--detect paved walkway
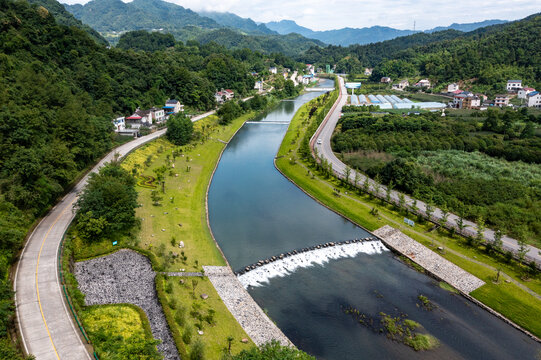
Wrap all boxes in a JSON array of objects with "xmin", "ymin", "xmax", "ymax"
[
  {"xmin": 203, "ymin": 266, "xmax": 293, "ymax": 347},
  {"xmin": 375, "ymin": 225, "xmax": 485, "ymax": 293},
  {"xmin": 14, "ymin": 112, "xmax": 217, "ymax": 359},
  {"xmin": 312, "ymin": 76, "xmax": 541, "ymax": 267}
]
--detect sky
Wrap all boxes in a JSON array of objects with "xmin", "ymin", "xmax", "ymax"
[{"xmin": 61, "ymin": 0, "xmax": 541, "ymax": 31}]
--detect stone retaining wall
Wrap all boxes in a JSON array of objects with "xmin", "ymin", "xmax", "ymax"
[
  {"xmin": 203, "ymin": 266, "xmax": 293, "ymax": 347},
  {"xmin": 374, "ymin": 225, "xmax": 485, "ymax": 294}
]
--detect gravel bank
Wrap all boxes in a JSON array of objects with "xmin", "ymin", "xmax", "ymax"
[
  {"xmin": 203, "ymin": 266, "xmax": 293, "ymax": 347},
  {"xmin": 74, "ymin": 249, "xmax": 180, "ymax": 360},
  {"xmin": 374, "ymin": 225, "xmax": 485, "ymax": 293}
]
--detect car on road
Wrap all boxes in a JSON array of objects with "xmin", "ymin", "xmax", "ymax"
[{"xmin": 316, "ymin": 138, "xmax": 322, "ymax": 145}]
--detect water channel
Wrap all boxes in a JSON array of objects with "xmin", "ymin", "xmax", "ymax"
[{"xmin": 208, "ymin": 80, "xmax": 540, "ymax": 359}]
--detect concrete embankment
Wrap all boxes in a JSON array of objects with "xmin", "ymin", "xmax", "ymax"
[
  {"xmin": 203, "ymin": 266, "xmax": 293, "ymax": 347},
  {"xmin": 374, "ymin": 225, "xmax": 485, "ymax": 294}
]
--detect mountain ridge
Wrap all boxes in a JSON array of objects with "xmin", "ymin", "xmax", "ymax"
[{"xmin": 266, "ymin": 18, "xmax": 509, "ymax": 46}]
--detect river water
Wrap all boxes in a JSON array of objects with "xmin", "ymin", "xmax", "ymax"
[{"xmin": 208, "ymin": 80, "xmax": 540, "ymax": 359}]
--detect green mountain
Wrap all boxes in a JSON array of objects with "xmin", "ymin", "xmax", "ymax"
[
  {"xmin": 193, "ymin": 28, "xmax": 324, "ymax": 57},
  {"xmin": 370, "ymin": 13, "xmax": 541, "ymax": 92},
  {"xmin": 301, "ymin": 29, "xmax": 464, "ymax": 72},
  {"xmin": 27, "ymin": 0, "xmax": 108, "ymax": 45},
  {"xmin": 65, "ymin": 0, "xmax": 220, "ymax": 34},
  {"xmin": 63, "ymin": 0, "xmax": 323, "ymax": 54},
  {"xmin": 266, "ymin": 19, "xmax": 509, "ymax": 46},
  {"xmin": 198, "ymin": 10, "xmax": 276, "ymax": 35}
]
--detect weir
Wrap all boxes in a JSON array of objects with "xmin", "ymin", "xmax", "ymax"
[
  {"xmin": 237, "ymin": 237, "xmax": 388, "ymax": 288},
  {"xmin": 245, "ymin": 121, "xmax": 291, "ymax": 124}
]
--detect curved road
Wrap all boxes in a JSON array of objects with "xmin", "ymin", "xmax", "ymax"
[
  {"xmin": 14, "ymin": 111, "xmax": 214, "ymax": 360},
  {"xmin": 311, "ymin": 76, "xmax": 541, "ymax": 266}
]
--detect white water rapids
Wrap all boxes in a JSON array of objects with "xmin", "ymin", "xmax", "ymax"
[{"xmin": 237, "ymin": 241, "xmax": 389, "ymax": 288}]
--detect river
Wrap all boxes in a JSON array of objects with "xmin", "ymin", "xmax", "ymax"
[{"xmin": 208, "ymin": 80, "xmax": 540, "ymax": 359}]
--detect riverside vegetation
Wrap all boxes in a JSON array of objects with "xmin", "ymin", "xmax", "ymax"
[
  {"xmin": 333, "ymin": 106, "xmax": 541, "ymax": 245},
  {"xmin": 275, "ymin": 89, "xmax": 541, "ymax": 339},
  {"xmin": 64, "ymin": 96, "xmax": 313, "ymax": 358},
  {"xmin": 0, "ymin": 0, "xmax": 305, "ymax": 355}
]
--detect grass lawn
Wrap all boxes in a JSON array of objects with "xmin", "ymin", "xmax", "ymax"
[
  {"xmin": 158, "ymin": 275, "xmax": 253, "ymax": 358},
  {"xmin": 68, "ymin": 111, "xmax": 258, "ymax": 358},
  {"xmin": 276, "ymin": 95, "xmax": 541, "ymax": 338}
]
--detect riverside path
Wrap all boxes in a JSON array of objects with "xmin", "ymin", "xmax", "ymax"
[
  {"xmin": 14, "ymin": 111, "xmax": 214, "ymax": 360},
  {"xmin": 311, "ymin": 76, "xmax": 541, "ymax": 267}
]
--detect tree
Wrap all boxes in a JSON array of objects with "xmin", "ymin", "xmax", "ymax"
[
  {"xmin": 150, "ymin": 190, "xmax": 163, "ymax": 206},
  {"xmin": 425, "ymin": 203, "xmax": 434, "ymax": 222},
  {"xmin": 475, "ymin": 216, "xmax": 486, "ymax": 246},
  {"xmin": 386, "ymin": 180, "xmax": 394, "ymax": 204},
  {"xmin": 76, "ymin": 211, "xmax": 109, "ymax": 241},
  {"xmin": 456, "ymin": 216, "xmax": 468, "ymax": 236},
  {"xmin": 75, "ymin": 163, "xmax": 138, "ymax": 236},
  {"xmin": 362, "ymin": 177, "xmax": 370, "ymax": 195},
  {"xmin": 190, "ymin": 339, "xmax": 205, "ymax": 360},
  {"xmin": 226, "ymin": 336, "xmax": 234, "ymax": 354},
  {"xmin": 354, "ymin": 171, "xmax": 361, "ymax": 188},
  {"xmin": 166, "ymin": 114, "xmax": 194, "ymax": 146},
  {"xmin": 493, "ymin": 230, "xmax": 504, "ymax": 251},
  {"xmin": 517, "ymin": 241, "xmax": 529, "ymax": 263},
  {"xmin": 154, "ymin": 165, "xmax": 168, "ymax": 193},
  {"xmin": 398, "ymin": 193, "xmax": 406, "ymax": 211},
  {"xmin": 344, "ymin": 166, "xmax": 352, "ymax": 185}
]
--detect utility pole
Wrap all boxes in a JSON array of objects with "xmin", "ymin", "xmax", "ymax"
[{"xmin": 413, "ymin": 20, "xmax": 416, "ymax": 32}]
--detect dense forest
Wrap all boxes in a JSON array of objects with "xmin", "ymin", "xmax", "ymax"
[
  {"xmin": 333, "ymin": 107, "xmax": 541, "ymax": 244},
  {"xmin": 0, "ymin": 1, "xmax": 302, "ymax": 354}
]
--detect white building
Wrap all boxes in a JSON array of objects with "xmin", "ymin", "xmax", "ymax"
[
  {"xmin": 447, "ymin": 83, "xmax": 459, "ymax": 92},
  {"xmin": 518, "ymin": 87, "xmax": 536, "ymax": 99},
  {"xmin": 392, "ymin": 79, "xmax": 409, "ymax": 91},
  {"xmin": 526, "ymin": 91, "xmax": 541, "ymax": 108},
  {"xmin": 164, "ymin": 99, "xmax": 184, "ymax": 114},
  {"xmin": 380, "ymin": 77, "xmax": 391, "ymax": 83},
  {"xmin": 112, "ymin": 117, "xmax": 125, "ymax": 132},
  {"xmin": 254, "ymin": 81, "xmax": 263, "ymax": 92},
  {"xmin": 364, "ymin": 68, "xmax": 373, "ymax": 76},
  {"xmin": 494, "ymin": 95, "xmax": 509, "ymax": 107},
  {"xmin": 415, "ymin": 79, "xmax": 431, "ymax": 88},
  {"xmin": 506, "ymin": 80, "xmax": 522, "ymax": 92},
  {"xmin": 150, "ymin": 107, "xmax": 165, "ymax": 123},
  {"xmin": 269, "ymin": 67, "xmax": 277, "ymax": 74},
  {"xmin": 215, "ymin": 89, "xmax": 235, "ymax": 104},
  {"xmin": 126, "ymin": 109, "xmax": 152, "ymax": 128}
]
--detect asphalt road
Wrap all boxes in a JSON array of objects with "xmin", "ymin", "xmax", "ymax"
[
  {"xmin": 14, "ymin": 111, "xmax": 214, "ymax": 360},
  {"xmin": 312, "ymin": 77, "xmax": 541, "ymax": 266}
]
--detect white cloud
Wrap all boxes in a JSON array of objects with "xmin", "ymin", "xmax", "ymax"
[{"xmin": 61, "ymin": 0, "xmax": 540, "ymax": 31}]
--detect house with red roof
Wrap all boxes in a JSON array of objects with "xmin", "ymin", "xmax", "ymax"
[{"xmin": 215, "ymin": 89, "xmax": 235, "ymax": 104}]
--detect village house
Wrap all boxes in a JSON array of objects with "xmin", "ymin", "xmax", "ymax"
[
  {"xmin": 392, "ymin": 79, "xmax": 409, "ymax": 91},
  {"xmin": 415, "ymin": 79, "xmax": 431, "ymax": 88},
  {"xmin": 364, "ymin": 68, "xmax": 373, "ymax": 76},
  {"xmin": 380, "ymin": 76, "xmax": 391, "ymax": 83},
  {"xmin": 447, "ymin": 83, "xmax": 459, "ymax": 92},
  {"xmin": 269, "ymin": 67, "xmax": 278, "ymax": 74},
  {"xmin": 507, "ymin": 80, "xmax": 522, "ymax": 92},
  {"xmin": 306, "ymin": 64, "xmax": 315, "ymax": 75},
  {"xmin": 125, "ymin": 108, "xmax": 152, "ymax": 128},
  {"xmin": 112, "ymin": 117, "xmax": 125, "ymax": 132},
  {"xmin": 215, "ymin": 89, "xmax": 235, "ymax": 104},
  {"xmin": 163, "ymin": 99, "xmax": 184, "ymax": 115},
  {"xmin": 494, "ymin": 94, "xmax": 510, "ymax": 107},
  {"xmin": 452, "ymin": 92, "xmax": 481, "ymax": 109},
  {"xmin": 150, "ymin": 107, "xmax": 165, "ymax": 123},
  {"xmin": 518, "ymin": 87, "xmax": 536, "ymax": 99},
  {"xmin": 254, "ymin": 81, "xmax": 263, "ymax": 92},
  {"xmin": 526, "ymin": 91, "xmax": 541, "ymax": 108},
  {"xmin": 302, "ymin": 74, "xmax": 316, "ymax": 85}
]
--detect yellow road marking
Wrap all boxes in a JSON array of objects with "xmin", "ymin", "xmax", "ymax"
[{"xmin": 35, "ymin": 199, "xmax": 75, "ymax": 360}]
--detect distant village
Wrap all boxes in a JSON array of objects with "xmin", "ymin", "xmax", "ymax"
[
  {"xmin": 112, "ymin": 64, "xmax": 320, "ymax": 136},
  {"xmin": 384, "ymin": 74, "xmax": 540, "ymax": 110}
]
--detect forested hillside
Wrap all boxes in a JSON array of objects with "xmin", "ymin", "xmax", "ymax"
[
  {"xmin": 301, "ymin": 30, "xmax": 464, "ymax": 72},
  {"xmin": 64, "ymin": 0, "xmax": 324, "ymax": 54},
  {"xmin": 370, "ymin": 14, "xmax": 541, "ymax": 91},
  {"xmin": 0, "ymin": 2, "xmax": 300, "ymax": 353},
  {"xmin": 198, "ymin": 10, "xmax": 276, "ymax": 35},
  {"xmin": 28, "ymin": 0, "xmax": 108, "ymax": 45}
]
